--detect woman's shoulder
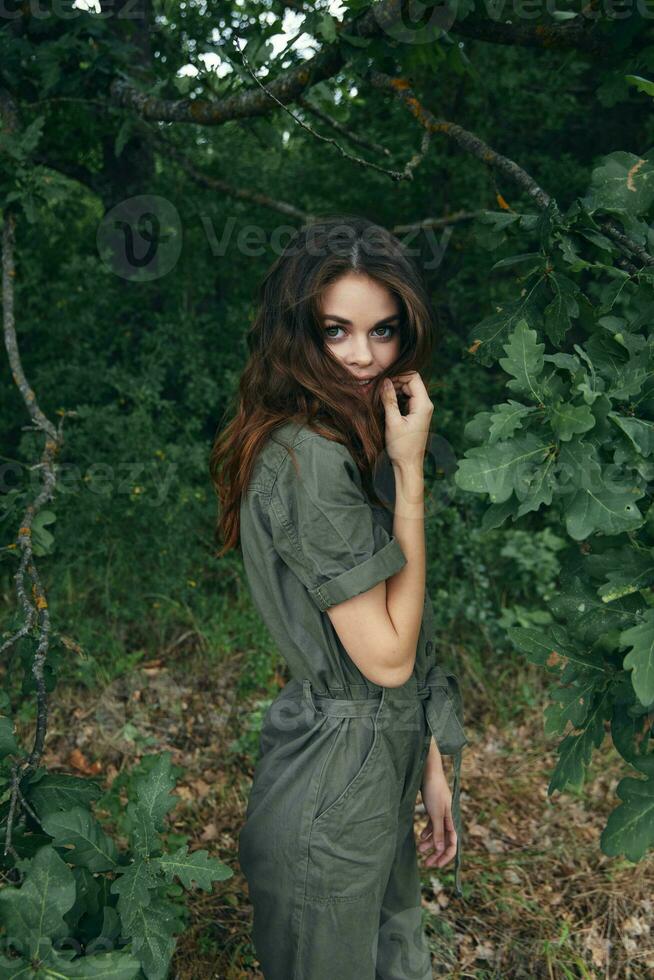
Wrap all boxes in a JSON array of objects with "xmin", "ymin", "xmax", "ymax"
[
  {"xmin": 247, "ymin": 421, "xmax": 347, "ymax": 495},
  {"xmin": 269, "ymin": 420, "xmax": 350, "ymax": 458}
]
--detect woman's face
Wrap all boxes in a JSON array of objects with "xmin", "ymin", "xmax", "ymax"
[{"xmin": 318, "ymin": 271, "xmax": 402, "ymax": 394}]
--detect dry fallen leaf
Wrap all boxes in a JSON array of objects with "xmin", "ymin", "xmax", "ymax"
[
  {"xmin": 68, "ymin": 748, "xmax": 102, "ymax": 775},
  {"xmin": 200, "ymin": 822, "xmax": 219, "ymax": 842}
]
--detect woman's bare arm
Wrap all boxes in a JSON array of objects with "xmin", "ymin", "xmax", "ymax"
[{"xmin": 326, "ymin": 373, "xmax": 432, "ymax": 687}]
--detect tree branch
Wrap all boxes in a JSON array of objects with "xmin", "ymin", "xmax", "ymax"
[
  {"xmin": 369, "ymin": 70, "xmax": 553, "ymax": 210},
  {"xmin": 369, "ymin": 70, "xmax": 654, "ymax": 269},
  {"xmin": 109, "ymin": 43, "xmax": 346, "ymax": 125},
  {"xmin": 0, "ymin": 88, "xmax": 77, "ymax": 858},
  {"xmin": 449, "ymin": 13, "xmax": 610, "ymax": 55},
  {"xmin": 112, "ymin": 1, "xmax": 614, "ymax": 128}
]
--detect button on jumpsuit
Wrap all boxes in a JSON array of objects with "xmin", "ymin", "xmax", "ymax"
[{"xmin": 238, "ymin": 420, "xmax": 468, "ymax": 980}]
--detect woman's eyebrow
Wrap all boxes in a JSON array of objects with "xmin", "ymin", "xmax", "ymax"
[{"xmin": 321, "ymin": 313, "xmax": 401, "ymax": 325}]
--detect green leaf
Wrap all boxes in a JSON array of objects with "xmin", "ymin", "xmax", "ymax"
[
  {"xmin": 542, "ymin": 273, "xmax": 579, "ymax": 346},
  {"xmin": 600, "ymin": 775, "xmax": 654, "ymax": 862},
  {"xmin": 467, "ymin": 289, "xmax": 547, "ymax": 366},
  {"xmin": 543, "ymin": 352, "xmax": 581, "ymax": 375},
  {"xmin": 463, "ymin": 410, "xmax": 492, "ymax": 444},
  {"xmin": 619, "ymin": 609, "xmax": 654, "ymax": 706},
  {"xmin": 489, "ymin": 251, "xmax": 545, "ymax": 272},
  {"xmin": 609, "ymin": 413, "xmax": 654, "ymax": 457},
  {"xmin": 507, "ymin": 626, "xmax": 604, "ymax": 673},
  {"xmin": 0, "ymin": 845, "xmax": 76, "ymax": 959},
  {"xmin": 480, "ymin": 498, "xmax": 519, "ymax": 530},
  {"xmin": 0, "ymin": 954, "xmax": 30, "ymax": 977},
  {"xmin": 550, "ymin": 552, "xmax": 642, "ymax": 645},
  {"xmin": 26, "ymin": 772, "xmax": 102, "ymax": 819},
  {"xmin": 454, "ymin": 434, "xmax": 549, "ymax": 504},
  {"xmin": 557, "ymin": 439, "xmax": 602, "ymax": 490},
  {"xmin": 31, "ymin": 508, "xmax": 56, "ymax": 556},
  {"xmin": 153, "ymin": 844, "xmax": 233, "ymax": 891},
  {"xmin": 564, "ymin": 478, "xmax": 644, "ymax": 540},
  {"xmin": 514, "ymin": 453, "xmax": 558, "ymax": 516},
  {"xmin": 46, "ymin": 943, "xmax": 142, "ymax": 978},
  {"xmin": 1, "ymin": 938, "xmax": 142, "ymax": 978},
  {"xmin": 544, "ymin": 675, "xmax": 601, "ymax": 735},
  {"xmin": 133, "ymin": 752, "xmax": 178, "ymax": 831},
  {"xmin": 625, "ymin": 74, "xmax": 654, "ymax": 98},
  {"xmin": 583, "ymin": 150, "xmax": 654, "ymax": 217},
  {"xmin": 487, "ymin": 401, "xmax": 536, "ymax": 443},
  {"xmin": 548, "ymin": 401, "xmax": 595, "ymax": 442},
  {"xmin": 122, "ymin": 893, "xmax": 184, "ymax": 980},
  {"xmin": 498, "ymin": 319, "xmax": 545, "ymax": 401},
  {"xmin": 318, "ymin": 13, "xmax": 338, "ymax": 43},
  {"xmin": 40, "ymin": 806, "xmax": 118, "ymax": 872},
  {"xmin": 0, "ymin": 715, "xmax": 19, "ymax": 758},
  {"xmin": 111, "ymin": 858, "xmax": 160, "ymax": 916},
  {"xmin": 598, "ymin": 548, "xmax": 654, "ymax": 603},
  {"xmin": 126, "ymin": 800, "xmax": 162, "ymax": 858},
  {"xmin": 610, "ymin": 685, "xmax": 654, "ymax": 778},
  {"xmin": 548, "ymin": 689, "xmax": 610, "ymax": 793}
]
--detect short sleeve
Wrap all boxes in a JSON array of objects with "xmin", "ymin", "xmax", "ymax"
[{"xmin": 269, "ymin": 436, "xmax": 406, "ymax": 611}]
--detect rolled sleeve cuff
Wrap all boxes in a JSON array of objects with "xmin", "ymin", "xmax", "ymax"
[{"xmin": 307, "ymin": 537, "xmax": 406, "ymax": 612}]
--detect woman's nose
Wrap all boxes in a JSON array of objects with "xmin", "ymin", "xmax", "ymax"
[{"xmin": 346, "ymin": 341, "xmax": 373, "ymax": 366}]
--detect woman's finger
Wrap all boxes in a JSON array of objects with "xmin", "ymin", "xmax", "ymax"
[
  {"xmin": 427, "ymin": 811, "xmax": 457, "ymax": 867},
  {"xmin": 417, "ymin": 811, "xmax": 444, "ymax": 854},
  {"xmin": 381, "ymin": 376, "xmax": 403, "ymax": 424},
  {"xmin": 431, "ymin": 829, "xmax": 458, "ymax": 868}
]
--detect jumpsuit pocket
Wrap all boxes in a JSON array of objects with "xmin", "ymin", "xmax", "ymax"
[
  {"xmin": 311, "ymin": 713, "xmax": 381, "ymax": 824},
  {"xmin": 305, "ymin": 711, "xmax": 397, "ymax": 902}
]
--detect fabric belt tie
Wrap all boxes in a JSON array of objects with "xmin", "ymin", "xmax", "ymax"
[{"xmin": 417, "ymin": 664, "xmax": 469, "ymax": 897}]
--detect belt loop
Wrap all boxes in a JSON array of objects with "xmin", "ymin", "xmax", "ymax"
[
  {"xmin": 372, "ymin": 684, "xmax": 387, "ymax": 732},
  {"xmin": 302, "ymin": 678, "xmax": 316, "ymax": 713}
]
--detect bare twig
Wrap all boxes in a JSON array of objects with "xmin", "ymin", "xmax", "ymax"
[
  {"xmin": 392, "ymin": 210, "xmax": 485, "ymax": 234},
  {"xmin": 231, "ymin": 37, "xmax": 413, "ymax": 182},
  {"xmin": 297, "ymin": 95, "xmax": 392, "ymax": 158},
  {"xmin": 404, "ymin": 128, "xmax": 431, "ymax": 180}
]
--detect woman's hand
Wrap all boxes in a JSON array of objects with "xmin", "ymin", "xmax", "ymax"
[
  {"xmin": 418, "ymin": 767, "xmax": 458, "ymax": 869},
  {"xmin": 381, "ymin": 370, "xmax": 434, "ymax": 469}
]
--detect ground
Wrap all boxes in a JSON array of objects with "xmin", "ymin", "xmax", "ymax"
[{"xmin": 29, "ymin": 646, "xmax": 654, "ymax": 980}]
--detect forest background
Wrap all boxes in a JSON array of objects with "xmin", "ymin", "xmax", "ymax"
[{"xmin": 1, "ymin": 1, "xmax": 654, "ymax": 977}]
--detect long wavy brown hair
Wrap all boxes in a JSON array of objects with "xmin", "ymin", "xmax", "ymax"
[{"xmin": 210, "ymin": 213, "xmax": 437, "ymax": 557}]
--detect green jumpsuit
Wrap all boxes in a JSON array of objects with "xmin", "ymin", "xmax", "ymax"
[{"xmin": 238, "ymin": 420, "xmax": 468, "ymax": 980}]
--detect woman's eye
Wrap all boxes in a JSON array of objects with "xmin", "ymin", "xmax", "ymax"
[{"xmin": 324, "ymin": 325, "xmax": 397, "ymax": 339}]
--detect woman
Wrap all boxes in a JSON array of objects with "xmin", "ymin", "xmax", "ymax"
[{"xmin": 210, "ymin": 215, "xmax": 468, "ymax": 980}]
